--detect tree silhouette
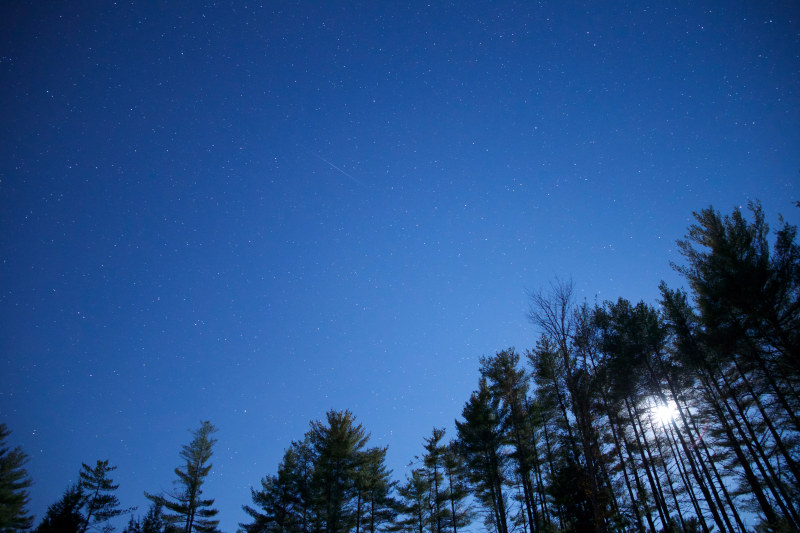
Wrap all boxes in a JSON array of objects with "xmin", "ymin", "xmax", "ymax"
[
  {"xmin": 146, "ymin": 420, "xmax": 219, "ymax": 533},
  {"xmin": 78, "ymin": 460, "xmax": 132, "ymax": 533},
  {"xmin": 455, "ymin": 378, "xmax": 510, "ymax": 533},
  {"xmin": 34, "ymin": 484, "xmax": 84, "ymax": 533},
  {"xmin": 309, "ymin": 410, "xmax": 371, "ymax": 533},
  {"xmin": 0, "ymin": 423, "xmax": 33, "ymax": 532},
  {"xmin": 393, "ymin": 469, "xmax": 430, "ymax": 533}
]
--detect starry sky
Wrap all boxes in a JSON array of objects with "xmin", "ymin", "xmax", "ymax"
[{"xmin": 1, "ymin": 2, "xmax": 798, "ymax": 531}]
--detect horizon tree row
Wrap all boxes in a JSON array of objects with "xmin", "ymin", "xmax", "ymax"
[
  {"xmin": 442, "ymin": 201, "xmax": 799, "ymax": 533},
  {"xmin": 3, "ymin": 200, "xmax": 798, "ymax": 533},
  {"xmin": 242, "ymin": 202, "xmax": 799, "ymax": 533},
  {"xmin": 0, "ymin": 421, "xmax": 221, "ymax": 533}
]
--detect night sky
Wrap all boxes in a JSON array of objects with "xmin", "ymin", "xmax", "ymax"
[{"xmin": 1, "ymin": 2, "xmax": 798, "ymax": 531}]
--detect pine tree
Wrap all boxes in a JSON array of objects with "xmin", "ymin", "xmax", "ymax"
[
  {"xmin": 78, "ymin": 459, "xmax": 133, "ymax": 533},
  {"xmin": 354, "ymin": 447, "xmax": 396, "ymax": 533},
  {"xmin": 122, "ymin": 501, "xmax": 165, "ymax": 533},
  {"xmin": 392, "ymin": 469, "xmax": 430, "ymax": 533},
  {"xmin": 123, "ymin": 514, "xmax": 142, "ymax": 533},
  {"xmin": 34, "ymin": 484, "xmax": 84, "ymax": 533},
  {"xmin": 139, "ymin": 501, "xmax": 165, "ymax": 533},
  {"xmin": 455, "ymin": 378, "xmax": 510, "ymax": 533},
  {"xmin": 308, "ymin": 410, "xmax": 370, "ymax": 533},
  {"xmin": 244, "ymin": 414, "xmax": 392, "ymax": 533},
  {"xmin": 665, "ymin": 202, "xmax": 800, "ymax": 529},
  {"xmin": 241, "ymin": 439, "xmax": 316, "ymax": 533},
  {"xmin": 419, "ymin": 428, "xmax": 448, "ymax": 533},
  {"xmin": 241, "ymin": 473, "xmax": 294, "ymax": 533},
  {"xmin": 441, "ymin": 442, "xmax": 474, "ymax": 533},
  {"xmin": 146, "ymin": 420, "xmax": 219, "ymax": 533},
  {"xmin": 0, "ymin": 423, "xmax": 33, "ymax": 532},
  {"xmin": 480, "ymin": 350, "xmax": 541, "ymax": 533}
]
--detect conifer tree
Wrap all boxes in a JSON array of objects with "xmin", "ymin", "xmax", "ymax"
[
  {"xmin": 309, "ymin": 410, "xmax": 370, "ymax": 533},
  {"xmin": 0, "ymin": 423, "xmax": 33, "ymax": 532},
  {"xmin": 480, "ymin": 350, "xmax": 540, "ymax": 533},
  {"xmin": 146, "ymin": 420, "xmax": 219, "ymax": 533},
  {"xmin": 140, "ymin": 502, "xmax": 165, "ymax": 533},
  {"xmin": 78, "ymin": 459, "xmax": 132, "ymax": 533},
  {"xmin": 455, "ymin": 378, "xmax": 510, "ymax": 533},
  {"xmin": 665, "ymin": 202, "xmax": 800, "ymax": 529},
  {"xmin": 34, "ymin": 484, "xmax": 84, "ymax": 533},
  {"xmin": 241, "ymin": 473, "xmax": 294, "ymax": 533},
  {"xmin": 392, "ymin": 469, "xmax": 430, "ymax": 533},
  {"xmin": 123, "ymin": 501, "xmax": 164, "ymax": 533},
  {"xmin": 241, "ymin": 440, "xmax": 313, "ymax": 533},
  {"xmin": 420, "ymin": 428, "xmax": 448, "ymax": 533},
  {"xmin": 354, "ymin": 446, "xmax": 395, "ymax": 533},
  {"xmin": 441, "ymin": 442, "xmax": 474, "ymax": 533},
  {"xmin": 244, "ymin": 413, "xmax": 391, "ymax": 533}
]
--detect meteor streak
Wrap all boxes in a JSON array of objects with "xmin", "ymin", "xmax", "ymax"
[{"xmin": 303, "ymin": 146, "xmax": 364, "ymax": 186}]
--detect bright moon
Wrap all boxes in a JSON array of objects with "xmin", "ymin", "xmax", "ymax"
[{"xmin": 655, "ymin": 402, "xmax": 678, "ymax": 425}]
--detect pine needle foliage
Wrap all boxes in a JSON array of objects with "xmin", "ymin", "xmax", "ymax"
[
  {"xmin": 0, "ymin": 423, "xmax": 33, "ymax": 532},
  {"xmin": 146, "ymin": 420, "xmax": 219, "ymax": 533},
  {"xmin": 78, "ymin": 460, "xmax": 132, "ymax": 533}
]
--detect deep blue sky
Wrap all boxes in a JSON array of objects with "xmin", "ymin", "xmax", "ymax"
[{"xmin": 1, "ymin": 2, "xmax": 798, "ymax": 531}]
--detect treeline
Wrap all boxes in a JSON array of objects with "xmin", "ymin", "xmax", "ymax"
[
  {"xmin": 0, "ymin": 421, "xmax": 221, "ymax": 533},
  {"xmin": 1, "ymin": 202, "xmax": 798, "ymax": 533}
]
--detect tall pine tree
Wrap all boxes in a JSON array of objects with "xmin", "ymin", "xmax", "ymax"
[
  {"xmin": 147, "ymin": 420, "xmax": 219, "ymax": 533},
  {"xmin": 78, "ymin": 460, "xmax": 132, "ymax": 533},
  {"xmin": 0, "ymin": 423, "xmax": 33, "ymax": 532},
  {"xmin": 34, "ymin": 484, "xmax": 84, "ymax": 533},
  {"xmin": 455, "ymin": 378, "xmax": 510, "ymax": 533},
  {"xmin": 309, "ymin": 410, "xmax": 370, "ymax": 533}
]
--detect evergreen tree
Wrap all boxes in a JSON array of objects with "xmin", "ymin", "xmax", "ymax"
[
  {"xmin": 241, "ymin": 439, "xmax": 316, "ymax": 533},
  {"xmin": 140, "ymin": 502, "xmax": 165, "ymax": 533},
  {"xmin": 123, "ymin": 501, "xmax": 164, "ymax": 533},
  {"xmin": 241, "ymin": 473, "xmax": 294, "ymax": 533},
  {"xmin": 455, "ymin": 378, "xmax": 510, "ymax": 533},
  {"xmin": 354, "ymin": 447, "xmax": 395, "ymax": 533},
  {"xmin": 440, "ymin": 442, "xmax": 474, "ymax": 533},
  {"xmin": 420, "ymin": 428, "xmax": 448, "ymax": 533},
  {"xmin": 34, "ymin": 484, "xmax": 84, "ymax": 533},
  {"xmin": 665, "ymin": 202, "xmax": 800, "ymax": 529},
  {"xmin": 308, "ymin": 410, "xmax": 370, "ymax": 533},
  {"xmin": 146, "ymin": 421, "xmax": 219, "ymax": 533},
  {"xmin": 123, "ymin": 515, "xmax": 140, "ymax": 533},
  {"xmin": 0, "ymin": 423, "xmax": 33, "ymax": 532},
  {"xmin": 480, "ymin": 350, "xmax": 540, "ymax": 533},
  {"xmin": 392, "ymin": 469, "xmax": 430, "ymax": 533},
  {"xmin": 244, "ymin": 413, "xmax": 391, "ymax": 533},
  {"xmin": 78, "ymin": 460, "xmax": 133, "ymax": 533}
]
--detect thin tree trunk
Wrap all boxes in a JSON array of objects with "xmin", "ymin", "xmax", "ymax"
[
  {"xmin": 626, "ymin": 399, "xmax": 669, "ymax": 529},
  {"xmin": 745, "ymin": 328, "xmax": 800, "ymax": 435},
  {"xmin": 665, "ymin": 419, "xmax": 711, "ymax": 533},
  {"xmin": 731, "ymin": 353, "xmax": 800, "ymax": 488},
  {"xmin": 647, "ymin": 360, "xmax": 729, "ymax": 532},
  {"xmin": 542, "ymin": 420, "xmax": 562, "ymax": 530},
  {"xmin": 622, "ymin": 428, "xmax": 658, "ymax": 533},
  {"xmin": 446, "ymin": 468, "xmax": 458, "ymax": 533},
  {"xmin": 713, "ymin": 366, "xmax": 800, "ymax": 526},
  {"xmin": 681, "ymin": 385, "xmax": 737, "ymax": 533},
  {"xmin": 509, "ymin": 400, "xmax": 538, "ymax": 533},
  {"xmin": 608, "ymin": 411, "xmax": 646, "ymax": 533},
  {"xmin": 527, "ymin": 416, "xmax": 547, "ymax": 530},
  {"xmin": 670, "ymin": 394, "xmax": 729, "ymax": 532},
  {"xmin": 687, "ymin": 380, "xmax": 748, "ymax": 532},
  {"xmin": 648, "ymin": 415, "xmax": 687, "ymax": 532},
  {"xmin": 632, "ymin": 402, "xmax": 672, "ymax": 527}
]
